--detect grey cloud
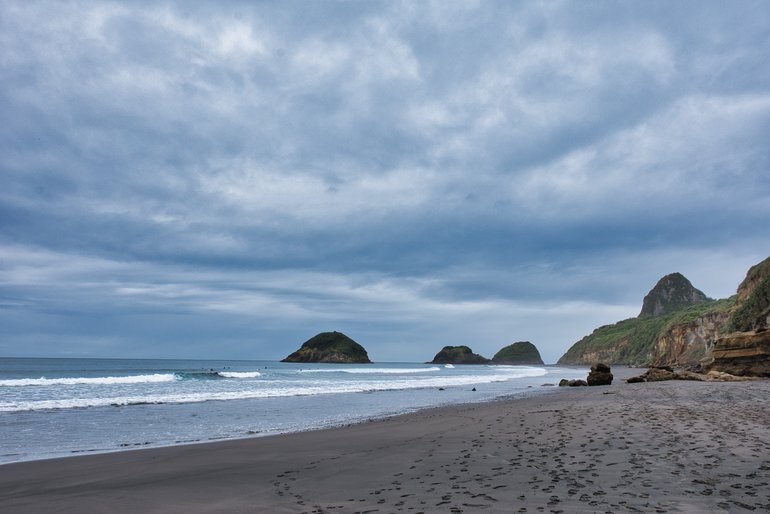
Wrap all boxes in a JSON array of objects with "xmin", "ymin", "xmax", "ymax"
[{"xmin": 1, "ymin": 1, "xmax": 770, "ymax": 361}]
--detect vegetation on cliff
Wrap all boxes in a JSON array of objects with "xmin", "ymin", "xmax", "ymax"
[
  {"xmin": 558, "ymin": 297, "xmax": 735, "ymax": 366},
  {"xmin": 492, "ymin": 341, "xmax": 544, "ymax": 365},
  {"xmin": 282, "ymin": 331, "xmax": 372, "ymax": 363},
  {"xmin": 727, "ymin": 274, "xmax": 770, "ymax": 332},
  {"xmin": 429, "ymin": 346, "xmax": 489, "ymax": 364},
  {"xmin": 560, "ymin": 256, "xmax": 770, "ymax": 369}
]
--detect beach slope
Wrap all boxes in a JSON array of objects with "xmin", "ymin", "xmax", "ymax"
[{"xmin": 1, "ymin": 377, "xmax": 769, "ymax": 513}]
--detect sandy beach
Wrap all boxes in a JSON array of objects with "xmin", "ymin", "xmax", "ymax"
[{"xmin": 2, "ymin": 371, "xmax": 769, "ymax": 513}]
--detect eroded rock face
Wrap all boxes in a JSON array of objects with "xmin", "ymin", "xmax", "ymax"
[
  {"xmin": 652, "ymin": 310, "xmax": 731, "ymax": 367},
  {"xmin": 587, "ymin": 363, "xmax": 613, "ymax": 386},
  {"xmin": 707, "ymin": 330, "xmax": 770, "ymax": 377},
  {"xmin": 639, "ymin": 273, "xmax": 709, "ymax": 317}
]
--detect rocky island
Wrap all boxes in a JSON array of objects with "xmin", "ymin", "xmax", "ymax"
[
  {"xmin": 281, "ymin": 331, "xmax": 372, "ymax": 364},
  {"xmin": 491, "ymin": 341, "xmax": 544, "ymax": 365},
  {"xmin": 429, "ymin": 345, "xmax": 490, "ymax": 364}
]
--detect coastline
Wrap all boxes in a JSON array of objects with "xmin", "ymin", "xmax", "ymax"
[{"xmin": 1, "ymin": 370, "xmax": 769, "ymax": 513}]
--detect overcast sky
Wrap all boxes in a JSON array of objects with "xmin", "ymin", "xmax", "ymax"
[{"xmin": 2, "ymin": 1, "xmax": 769, "ymax": 364}]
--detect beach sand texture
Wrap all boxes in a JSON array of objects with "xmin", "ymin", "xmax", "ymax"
[{"xmin": 1, "ymin": 375, "xmax": 769, "ymax": 513}]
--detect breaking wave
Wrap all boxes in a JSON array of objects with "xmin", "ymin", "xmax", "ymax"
[{"xmin": 0, "ymin": 374, "xmax": 177, "ymax": 387}]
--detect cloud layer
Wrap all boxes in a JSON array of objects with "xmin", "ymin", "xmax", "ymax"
[{"xmin": 2, "ymin": 1, "xmax": 769, "ymax": 363}]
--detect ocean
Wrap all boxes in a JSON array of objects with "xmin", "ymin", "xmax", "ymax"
[{"xmin": 0, "ymin": 357, "xmax": 587, "ymax": 464}]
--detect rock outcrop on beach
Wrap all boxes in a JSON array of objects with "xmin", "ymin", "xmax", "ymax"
[
  {"xmin": 429, "ymin": 346, "xmax": 490, "ymax": 364},
  {"xmin": 281, "ymin": 331, "xmax": 372, "ymax": 363},
  {"xmin": 558, "ymin": 257, "xmax": 770, "ymax": 369},
  {"xmin": 558, "ymin": 378, "xmax": 587, "ymax": 387},
  {"xmin": 696, "ymin": 256, "xmax": 770, "ymax": 377},
  {"xmin": 626, "ymin": 366, "xmax": 755, "ymax": 383},
  {"xmin": 707, "ymin": 330, "xmax": 770, "ymax": 377},
  {"xmin": 491, "ymin": 341, "xmax": 544, "ymax": 365},
  {"xmin": 586, "ymin": 363, "xmax": 613, "ymax": 386}
]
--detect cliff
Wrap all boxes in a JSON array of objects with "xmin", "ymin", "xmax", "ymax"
[
  {"xmin": 429, "ymin": 346, "xmax": 490, "ymax": 364},
  {"xmin": 735, "ymin": 256, "xmax": 770, "ymax": 305},
  {"xmin": 558, "ymin": 296, "xmax": 733, "ymax": 366},
  {"xmin": 281, "ymin": 332, "xmax": 372, "ymax": 363},
  {"xmin": 491, "ymin": 341, "xmax": 544, "ymax": 365},
  {"xmin": 727, "ymin": 256, "xmax": 770, "ymax": 332},
  {"xmin": 558, "ymin": 276, "xmax": 732, "ymax": 366},
  {"xmin": 651, "ymin": 308, "xmax": 733, "ymax": 367},
  {"xmin": 558, "ymin": 255, "xmax": 770, "ymax": 370}
]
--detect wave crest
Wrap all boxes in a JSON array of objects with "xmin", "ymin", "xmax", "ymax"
[{"xmin": 0, "ymin": 374, "xmax": 176, "ymax": 387}]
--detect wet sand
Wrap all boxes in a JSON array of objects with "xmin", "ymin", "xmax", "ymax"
[{"xmin": 1, "ymin": 372, "xmax": 769, "ymax": 513}]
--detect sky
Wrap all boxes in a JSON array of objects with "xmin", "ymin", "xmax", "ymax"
[{"xmin": 1, "ymin": 1, "xmax": 770, "ymax": 364}]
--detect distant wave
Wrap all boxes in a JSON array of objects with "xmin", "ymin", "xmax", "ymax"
[
  {"xmin": 298, "ymin": 367, "xmax": 442, "ymax": 374},
  {"xmin": 0, "ymin": 370, "xmax": 262, "ymax": 387},
  {"xmin": 0, "ymin": 374, "xmax": 177, "ymax": 387},
  {"xmin": 444, "ymin": 364, "xmax": 455, "ymax": 369},
  {"xmin": 0, "ymin": 370, "xmax": 548, "ymax": 412}
]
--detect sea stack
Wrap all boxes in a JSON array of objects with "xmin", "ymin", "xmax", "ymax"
[
  {"xmin": 491, "ymin": 341, "xmax": 544, "ymax": 365},
  {"xmin": 429, "ymin": 346, "xmax": 490, "ymax": 364},
  {"xmin": 281, "ymin": 331, "xmax": 372, "ymax": 364}
]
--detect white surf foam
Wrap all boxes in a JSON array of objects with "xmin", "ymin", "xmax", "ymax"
[
  {"xmin": 218, "ymin": 371, "xmax": 262, "ymax": 378},
  {"xmin": 299, "ymin": 367, "xmax": 442, "ymax": 374},
  {"xmin": 0, "ymin": 374, "xmax": 177, "ymax": 387},
  {"xmin": 0, "ymin": 368, "xmax": 549, "ymax": 412}
]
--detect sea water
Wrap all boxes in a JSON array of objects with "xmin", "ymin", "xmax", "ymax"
[{"xmin": 0, "ymin": 357, "xmax": 587, "ymax": 464}]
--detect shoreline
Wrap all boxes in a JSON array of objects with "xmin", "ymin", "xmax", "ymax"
[
  {"xmin": 0, "ymin": 362, "xmax": 588, "ymax": 466},
  {"xmin": 0, "ymin": 379, "xmax": 569, "ymax": 467},
  {"xmin": 2, "ymin": 371, "xmax": 769, "ymax": 513}
]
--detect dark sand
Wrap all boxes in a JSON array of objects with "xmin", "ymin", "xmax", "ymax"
[{"xmin": 2, "ymin": 371, "xmax": 769, "ymax": 513}]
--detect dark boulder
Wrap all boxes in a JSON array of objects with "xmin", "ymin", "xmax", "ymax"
[
  {"xmin": 587, "ymin": 363, "xmax": 613, "ymax": 386},
  {"xmin": 559, "ymin": 378, "xmax": 588, "ymax": 387}
]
